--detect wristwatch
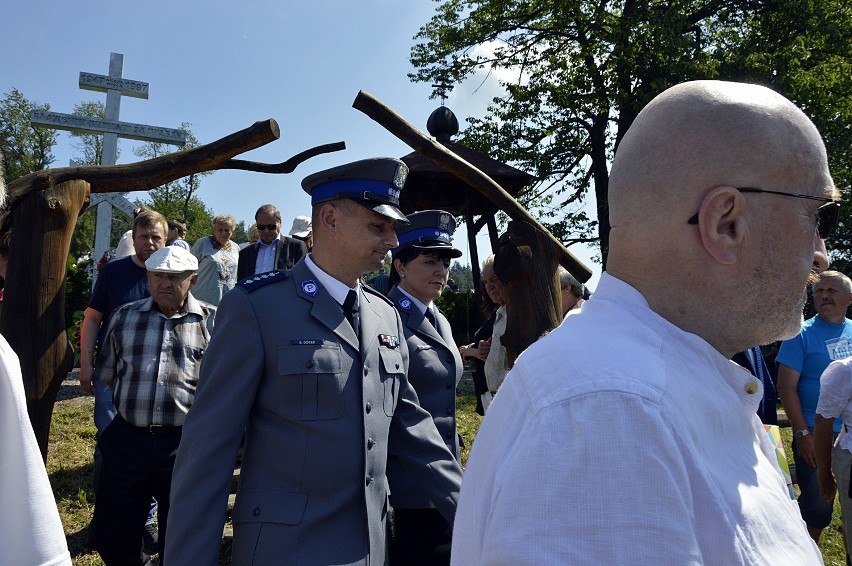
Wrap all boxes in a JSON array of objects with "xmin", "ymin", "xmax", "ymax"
[{"xmin": 794, "ymin": 429, "xmax": 810, "ymax": 439}]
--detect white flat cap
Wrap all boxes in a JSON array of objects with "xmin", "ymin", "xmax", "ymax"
[{"xmin": 145, "ymin": 246, "xmax": 198, "ymax": 273}]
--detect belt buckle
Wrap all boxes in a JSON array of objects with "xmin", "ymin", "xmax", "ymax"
[{"xmin": 147, "ymin": 424, "xmax": 165, "ymax": 435}]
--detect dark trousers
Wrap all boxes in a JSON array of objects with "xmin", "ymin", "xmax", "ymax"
[
  {"xmin": 92, "ymin": 415, "xmax": 182, "ymax": 566},
  {"xmin": 389, "ymin": 508, "xmax": 451, "ymax": 566}
]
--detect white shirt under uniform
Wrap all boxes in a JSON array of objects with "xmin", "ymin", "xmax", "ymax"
[{"xmin": 452, "ymin": 273, "xmax": 822, "ymax": 565}]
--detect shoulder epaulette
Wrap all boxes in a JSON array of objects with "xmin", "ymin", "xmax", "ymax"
[
  {"xmin": 362, "ymin": 284, "xmax": 394, "ymax": 307},
  {"xmin": 237, "ymin": 269, "xmax": 289, "ymax": 292}
]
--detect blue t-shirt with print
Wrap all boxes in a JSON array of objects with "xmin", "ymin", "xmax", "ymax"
[{"xmin": 776, "ymin": 315, "xmax": 852, "ymax": 432}]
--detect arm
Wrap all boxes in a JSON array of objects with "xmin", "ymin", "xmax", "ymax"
[
  {"xmin": 78, "ymin": 308, "xmax": 104, "ymax": 395},
  {"xmin": 165, "ymin": 289, "xmax": 266, "ymax": 566},
  {"xmin": 814, "ymin": 414, "xmax": 836, "ymax": 501},
  {"xmin": 777, "ymin": 363, "xmax": 815, "ymax": 467}
]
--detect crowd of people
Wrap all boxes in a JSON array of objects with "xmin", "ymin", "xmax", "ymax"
[{"xmin": 4, "ymin": 78, "xmax": 852, "ymax": 566}]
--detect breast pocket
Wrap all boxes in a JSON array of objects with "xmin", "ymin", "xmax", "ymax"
[
  {"xmin": 277, "ymin": 343, "xmax": 343, "ymax": 420},
  {"xmin": 379, "ymin": 348, "xmax": 404, "ymax": 417}
]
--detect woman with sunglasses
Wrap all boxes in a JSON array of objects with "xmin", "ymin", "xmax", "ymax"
[{"xmin": 385, "ymin": 210, "xmax": 464, "ymax": 566}]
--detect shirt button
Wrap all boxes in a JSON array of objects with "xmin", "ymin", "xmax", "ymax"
[
  {"xmin": 366, "ymin": 475, "xmax": 373, "ymax": 486},
  {"xmin": 367, "ymin": 438, "xmax": 375, "ymax": 449},
  {"xmin": 365, "ymin": 402, "xmax": 372, "ymax": 414},
  {"xmin": 745, "ymin": 381, "xmax": 759, "ymax": 395},
  {"xmin": 364, "ymin": 368, "xmax": 368, "ymax": 376}
]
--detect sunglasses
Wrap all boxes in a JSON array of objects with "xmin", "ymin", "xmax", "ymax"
[
  {"xmin": 687, "ymin": 187, "xmax": 844, "ymax": 239},
  {"xmin": 257, "ymin": 224, "xmax": 278, "ymax": 231}
]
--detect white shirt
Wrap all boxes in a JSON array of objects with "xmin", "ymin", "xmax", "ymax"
[
  {"xmin": 484, "ymin": 305, "xmax": 508, "ymax": 392},
  {"xmin": 255, "ymin": 237, "xmax": 280, "ymax": 274},
  {"xmin": 818, "ymin": 358, "xmax": 852, "ymax": 452},
  {"xmin": 0, "ymin": 335, "xmax": 72, "ymax": 566},
  {"xmin": 452, "ymin": 273, "xmax": 822, "ymax": 565}
]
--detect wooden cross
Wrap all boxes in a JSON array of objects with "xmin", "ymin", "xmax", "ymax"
[{"xmin": 31, "ymin": 52, "xmax": 186, "ymax": 279}]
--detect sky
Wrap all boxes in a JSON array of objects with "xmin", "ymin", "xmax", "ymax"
[{"xmin": 1, "ymin": 0, "xmax": 602, "ymax": 290}]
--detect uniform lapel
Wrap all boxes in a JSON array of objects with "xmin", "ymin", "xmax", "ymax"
[
  {"xmin": 291, "ymin": 262, "xmax": 359, "ymax": 351},
  {"xmin": 359, "ymin": 288, "xmax": 381, "ymax": 356}
]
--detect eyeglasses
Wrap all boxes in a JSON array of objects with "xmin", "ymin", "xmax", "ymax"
[
  {"xmin": 256, "ymin": 224, "xmax": 278, "ymax": 231},
  {"xmin": 687, "ymin": 187, "xmax": 844, "ymax": 239}
]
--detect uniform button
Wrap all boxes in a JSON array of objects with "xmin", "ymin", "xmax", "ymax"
[
  {"xmin": 366, "ymin": 402, "xmax": 372, "ymax": 413},
  {"xmin": 367, "ymin": 438, "xmax": 375, "ymax": 449},
  {"xmin": 446, "ymin": 381, "xmax": 453, "ymax": 389},
  {"xmin": 745, "ymin": 381, "xmax": 759, "ymax": 395},
  {"xmin": 366, "ymin": 475, "xmax": 373, "ymax": 486},
  {"xmin": 306, "ymin": 360, "xmax": 315, "ymax": 368},
  {"xmin": 445, "ymin": 407, "xmax": 453, "ymax": 416},
  {"xmin": 253, "ymin": 507, "xmax": 260, "ymax": 517}
]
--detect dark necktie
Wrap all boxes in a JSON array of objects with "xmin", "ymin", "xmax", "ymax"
[
  {"xmin": 343, "ymin": 290, "xmax": 359, "ymax": 337},
  {"xmin": 425, "ymin": 308, "xmax": 437, "ymax": 330}
]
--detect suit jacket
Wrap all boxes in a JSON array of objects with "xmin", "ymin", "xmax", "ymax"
[
  {"xmin": 166, "ymin": 260, "xmax": 462, "ymax": 566},
  {"xmin": 236, "ymin": 235, "xmax": 307, "ymax": 280},
  {"xmin": 386, "ymin": 286, "xmax": 463, "ymax": 509}
]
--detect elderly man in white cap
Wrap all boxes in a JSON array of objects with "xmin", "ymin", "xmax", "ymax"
[{"xmin": 91, "ymin": 246, "xmax": 216, "ymax": 566}]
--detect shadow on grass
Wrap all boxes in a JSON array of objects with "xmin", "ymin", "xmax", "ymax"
[{"xmin": 49, "ymin": 461, "xmax": 93, "ymax": 501}]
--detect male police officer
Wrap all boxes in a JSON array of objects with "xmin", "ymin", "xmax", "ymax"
[{"xmin": 166, "ymin": 158, "xmax": 463, "ymax": 566}]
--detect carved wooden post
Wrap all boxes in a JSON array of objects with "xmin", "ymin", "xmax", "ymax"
[
  {"xmin": 1, "ymin": 180, "xmax": 89, "ymax": 460},
  {"xmin": 494, "ymin": 220, "xmax": 564, "ymax": 366}
]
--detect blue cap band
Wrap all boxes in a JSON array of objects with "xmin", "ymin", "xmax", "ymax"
[
  {"xmin": 393, "ymin": 228, "xmax": 453, "ymax": 253},
  {"xmin": 310, "ymin": 178, "xmax": 401, "ymax": 205}
]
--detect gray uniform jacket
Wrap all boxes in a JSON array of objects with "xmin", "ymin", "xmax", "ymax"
[
  {"xmin": 165, "ymin": 260, "xmax": 463, "ymax": 566},
  {"xmin": 386, "ymin": 286, "xmax": 463, "ymax": 509}
]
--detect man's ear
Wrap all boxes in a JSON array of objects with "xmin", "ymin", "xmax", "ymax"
[
  {"xmin": 694, "ymin": 186, "xmax": 747, "ymax": 265},
  {"xmin": 189, "ymin": 273, "xmax": 198, "ymax": 287},
  {"xmin": 318, "ymin": 203, "xmax": 338, "ymax": 232}
]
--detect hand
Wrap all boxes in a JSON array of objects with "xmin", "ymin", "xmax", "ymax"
[
  {"xmin": 79, "ymin": 365, "xmax": 94, "ymax": 395},
  {"xmin": 797, "ymin": 434, "xmax": 817, "ymax": 469},
  {"xmin": 477, "ymin": 337, "xmax": 492, "ymax": 360},
  {"xmin": 818, "ymin": 466, "xmax": 837, "ymax": 502}
]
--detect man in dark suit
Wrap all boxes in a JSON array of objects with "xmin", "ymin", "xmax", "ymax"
[
  {"xmin": 166, "ymin": 158, "xmax": 463, "ymax": 566},
  {"xmin": 236, "ymin": 204, "xmax": 307, "ymax": 280}
]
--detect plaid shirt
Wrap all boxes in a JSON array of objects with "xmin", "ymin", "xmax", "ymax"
[{"xmin": 94, "ymin": 293, "xmax": 216, "ymax": 427}]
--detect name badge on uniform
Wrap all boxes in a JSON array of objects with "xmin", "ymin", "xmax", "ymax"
[
  {"xmin": 379, "ymin": 334, "xmax": 400, "ymax": 348},
  {"xmin": 291, "ymin": 340, "xmax": 320, "ymax": 346}
]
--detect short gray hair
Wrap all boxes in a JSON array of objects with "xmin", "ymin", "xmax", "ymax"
[
  {"xmin": 814, "ymin": 270, "xmax": 852, "ymax": 294},
  {"xmin": 558, "ymin": 266, "xmax": 584, "ymax": 298}
]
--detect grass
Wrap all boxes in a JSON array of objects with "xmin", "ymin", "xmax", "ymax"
[{"xmin": 47, "ymin": 382, "xmax": 846, "ymax": 565}]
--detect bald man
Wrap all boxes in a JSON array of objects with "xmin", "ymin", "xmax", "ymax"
[{"xmin": 451, "ymin": 81, "xmax": 837, "ymax": 564}]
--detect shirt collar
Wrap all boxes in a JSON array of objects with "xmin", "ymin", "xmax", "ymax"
[
  {"xmin": 139, "ymin": 291, "xmax": 206, "ymax": 319},
  {"xmin": 304, "ymin": 253, "xmax": 359, "ymax": 307}
]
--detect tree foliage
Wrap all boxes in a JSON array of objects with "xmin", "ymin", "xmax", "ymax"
[
  {"xmin": 132, "ymin": 123, "xmax": 214, "ymax": 244},
  {"xmin": 0, "ymin": 88, "xmax": 57, "ymax": 182},
  {"xmin": 410, "ymin": 0, "xmax": 852, "ymax": 265}
]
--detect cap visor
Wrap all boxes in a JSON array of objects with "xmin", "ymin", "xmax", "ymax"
[{"xmin": 356, "ymin": 201, "xmax": 410, "ymax": 223}]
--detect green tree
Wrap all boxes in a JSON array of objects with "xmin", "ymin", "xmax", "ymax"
[
  {"xmin": 0, "ymin": 88, "xmax": 57, "ymax": 181},
  {"xmin": 132, "ymin": 123, "xmax": 214, "ymax": 244},
  {"xmin": 67, "ymin": 100, "xmax": 113, "ymax": 258},
  {"xmin": 449, "ymin": 261, "xmax": 473, "ymax": 291},
  {"xmin": 68, "ymin": 100, "xmax": 109, "ymax": 165},
  {"xmin": 410, "ymin": 0, "xmax": 852, "ymax": 265}
]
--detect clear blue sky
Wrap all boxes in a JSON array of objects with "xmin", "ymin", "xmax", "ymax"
[{"xmin": 0, "ymin": 0, "xmax": 601, "ymax": 289}]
